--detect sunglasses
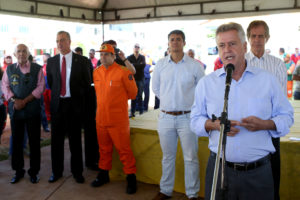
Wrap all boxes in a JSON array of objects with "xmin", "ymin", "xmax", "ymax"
[{"xmin": 134, "ymin": 46, "xmax": 140, "ymax": 49}]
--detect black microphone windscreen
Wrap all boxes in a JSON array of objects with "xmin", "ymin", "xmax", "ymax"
[
  {"xmin": 225, "ymin": 63, "xmax": 235, "ymax": 71},
  {"xmin": 225, "ymin": 63, "xmax": 235, "ymax": 86}
]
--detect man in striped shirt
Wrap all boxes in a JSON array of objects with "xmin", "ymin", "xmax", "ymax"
[{"xmin": 245, "ymin": 20, "xmax": 287, "ymax": 200}]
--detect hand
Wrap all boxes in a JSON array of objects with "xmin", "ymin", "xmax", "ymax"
[
  {"xmin": 14, "ymin": 99, "xmax": 26, "ymax": 110},
  {"xmin": 227, "ymin": 120, "xmax": 241, "ymax": 137},
  {"xmin": 205, "ymin": 119, "xmax": 241, "ymax": 137},
  {"xmin": 240, "ymin": 116, "xmax": 272, "ymax": 131},
  {"xmin": 118, "ymin": 50, "xmax": 126, "ymax": 60}
]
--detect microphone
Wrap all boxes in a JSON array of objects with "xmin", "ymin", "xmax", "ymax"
[{"xmin": 225, "ymin": 63, "xmax": 235, "ymax": 86}]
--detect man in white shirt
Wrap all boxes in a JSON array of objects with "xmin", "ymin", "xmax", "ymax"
[
  {"xmin": 152, "ymin": 30, "xmax": 205, "ymax": 200},
  {"xmin": 245, "ymin": 20, "xmax": 287, "ymax": 200}
]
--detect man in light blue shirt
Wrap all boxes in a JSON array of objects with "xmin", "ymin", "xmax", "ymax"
[
  {"xmin": 191, "ymin": 22, "xmax": 293, "ymax": 200},
  {"xmin": 152, "ymin": 30, "xmax": 205, "ymax": 200}
]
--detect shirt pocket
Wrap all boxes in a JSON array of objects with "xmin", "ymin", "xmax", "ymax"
[{"xmin": 247, "ymin": 97, "xmax": 272, "ymax": 119}]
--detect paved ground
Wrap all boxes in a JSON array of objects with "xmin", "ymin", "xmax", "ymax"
[{"xmin": 0, "ymin": 118, "xmax": 194, "ymax": 200}]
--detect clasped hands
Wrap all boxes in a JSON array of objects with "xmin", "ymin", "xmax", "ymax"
[
  {"xmin": 13, "ymin": 99, "xmax": 26, "ymax": 110},
  {"xmin": 207, "ymin": 116, "xmax": 275, "ymax": 137}
]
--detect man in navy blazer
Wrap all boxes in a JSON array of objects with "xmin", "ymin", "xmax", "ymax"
[{"xmin": 46, "ymin": 31, "xmax": 91, "ymax": 183}]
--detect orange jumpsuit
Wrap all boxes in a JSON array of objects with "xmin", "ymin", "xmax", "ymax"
[{"xmin": 93, "ymin": 62, "xmax": 137, "ymax": 174}]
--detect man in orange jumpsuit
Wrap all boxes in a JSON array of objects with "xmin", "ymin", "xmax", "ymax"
[{"xmin": 91, "ymin": 44, "xmax": 138, "ymax": 194}]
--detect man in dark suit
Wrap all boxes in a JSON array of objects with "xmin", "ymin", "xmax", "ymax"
[{"xmin": 46, "ymin": 31, "xmax": 91, "ymax": 183}]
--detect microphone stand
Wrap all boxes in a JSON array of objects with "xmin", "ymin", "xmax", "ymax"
[{"xmin": 210, "ymin": 67, "xmax": 233, "ymax": 200}]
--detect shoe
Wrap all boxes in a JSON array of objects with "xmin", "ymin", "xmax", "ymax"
[
  {"xmin": 91, "ymin": 169, "xmax": 110, "ymax": 187},
  {"xmin": 30, "ymin": 175, "xmax": 40, "ymax": 184},
  {"xmin": 74, "ymin": 175, "xmax": 85, "ymax": 183},
  {"xmin": 48, "ymin": 173, "xmax": 62, "ymax": 183},
  {"xmin": 152, "ymin": 192, "xmax": 171, "ymax": 200},
  {"xmin": 10, "ymin": 170, "xmax": 25, "ymax": 184},
  {"xmin": 126, "ymin": 174, "xmax": 137, "ymax": 194},
  {"xmin": 44, "ymin": 127, "xmax": 50, "ymax": 132},
  {"xmin": 11, "ymin": 174, "xmax": 24, "ymax": 184}
]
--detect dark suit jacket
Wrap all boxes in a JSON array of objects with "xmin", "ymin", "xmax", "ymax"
[{"xmin": 46, "ymin": 52, "xmax": 91, "ymax": 115}]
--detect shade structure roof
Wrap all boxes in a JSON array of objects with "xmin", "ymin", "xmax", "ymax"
[{"xmin": 0, "ymin": 0, "xmax": 299, "ymax": 24}]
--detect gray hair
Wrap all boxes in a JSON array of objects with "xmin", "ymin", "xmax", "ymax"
[
  {"xmin": 216, "ymin": 22, "xmax": 246, "ymax": 43},
  {"xmin": 14, "ymin": 44, "xmax": 30, "ymax": 57},
  {"xmin": 57, "ymin": 31, "xmax": 71, "ymax": 40}
]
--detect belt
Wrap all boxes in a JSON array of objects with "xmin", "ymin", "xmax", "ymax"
[
  {"xmin": 161, "ymin": 110, "xmax": 191, "ymax": 116},
  {"xmin": 210, "ymin": 151, "xmax": 270, "ymax": 171}
]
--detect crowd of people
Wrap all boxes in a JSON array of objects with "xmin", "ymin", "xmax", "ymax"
[{"xmin": 0, "ymin": 20, "xmax": 296, "ymax": 200}]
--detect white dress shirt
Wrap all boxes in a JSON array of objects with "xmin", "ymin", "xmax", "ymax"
[
  {"xmin": 152, "ymin": 54, "xmax": 205, "ymax": 111},
  {"xmin": 60, "ymin": 51, "xmax": 72, "ymax": 98}
]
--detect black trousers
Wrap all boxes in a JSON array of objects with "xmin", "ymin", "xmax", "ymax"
[
  {"xmin": 83, "ymin": 88, "xmax": 99, "ymax": 167},
  {"xmin": 50, "ymin": 98, "xmax": 83, "ymax": 177},
  {"xmin": 205, "ymin": 152, "xmax": 274, "ymax": 200},
  {"xmin": 271, "ymin": 137, "xmax": 280, "ymax": 200},
  {"xmin": 11, "ymin": 115, "xmax": 41, "ymax": 176}
]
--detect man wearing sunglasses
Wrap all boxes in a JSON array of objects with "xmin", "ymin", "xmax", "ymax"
[{"xmin": 127, "ymin": 44, "xmax": 146, "ymax": 118}]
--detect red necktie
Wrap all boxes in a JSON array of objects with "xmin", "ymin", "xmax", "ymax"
[{"xmin": 60, "ymin": 56, "xmax": 66, "ymax": 96}]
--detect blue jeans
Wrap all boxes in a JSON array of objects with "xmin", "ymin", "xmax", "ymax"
[
  {"xmin": 143, "ymin": 78, "xmax": 150, "ymax": 111},
  {"xmin": 294, "ymin": 91, "xmax": 300, "ymax": 100},
  {"xmin": 157, "ymin": 111, "xmax": 200, "ymax": 198}
]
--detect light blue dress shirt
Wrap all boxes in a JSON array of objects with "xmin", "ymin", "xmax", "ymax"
[
  {"xmin": 152, "ymin": 54, "xmax": 205, "ymax": 111},
  {"xmin": 190, "ymin": 65, "xmax": 294, "ymax": 162}
]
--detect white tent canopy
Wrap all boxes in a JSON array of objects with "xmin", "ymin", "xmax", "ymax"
[{"xmin": 0, "ymin": 0, "xmax": 299, "ymax": 24}]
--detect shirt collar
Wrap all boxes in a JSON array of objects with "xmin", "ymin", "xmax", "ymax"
[
  {"xmin": 248, "ymin": 50, "xmax": 267, "ymax": 61},
  {"xmin": 167, "ymin": 53, "xmax": 187, "ymax": 64},
  {"xmin": 216, "ymin": 60, "xmax": 258, "ymax": 78},
  {"xmin": 60, "ymin": 51, "xmax": 72, "ymax": 59},
  {"xmin": 16, "ymin": 61, "xmax": 30, "ymax": 68}
]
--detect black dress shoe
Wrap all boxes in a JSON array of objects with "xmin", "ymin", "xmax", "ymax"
[
  {"xmin": 30, "ymin": 175, "xmax": 40, "ymax": 184},
  {"xmin": 91, "ymin": 170, "xmax": 110, "ymax": 187},
  {"xmin": 48, "ymin": 174, "xmax": 62, "ymax": 183},
  {"xmin": 11, "ymin": 174, "xmax": 24, "ymax": 184},
  {"xmin": 74, "ymin": 175, "xmax": 85, "ymax": 183}
]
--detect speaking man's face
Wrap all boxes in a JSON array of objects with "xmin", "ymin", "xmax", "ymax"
[{"xmin": 216, "ymin": 30, "xmax": 247, "ymax": 68}]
